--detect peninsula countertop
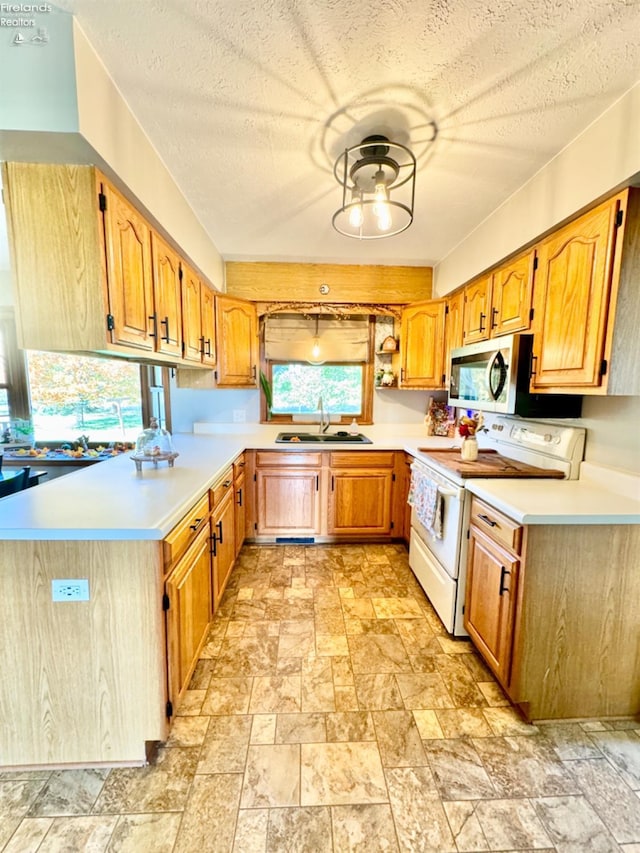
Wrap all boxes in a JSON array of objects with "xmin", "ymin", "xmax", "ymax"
[{"xmin": 0, "ymin": 425, "xmax": 638, "ymax": 539}]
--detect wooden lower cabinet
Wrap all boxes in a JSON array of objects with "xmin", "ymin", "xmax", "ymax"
[
  {"xmin": 255, "ymin": 466, "xmax": 322, "ymax": 537},
  {"xmin": 464, "ymin": 496, "xmax": 640, "ymax": 721},
  {"xmin": 464, "ymin": 525, "xmax": 519, "ymax": 687},
  {"xmin": 165, "ymin": 522, "xmax": 212, "ymax": 712},
  {"xmin": 327, "ymin": 468, "xmax": 393, "ymax": 535},
  {"xmin": 211, "ymin": 486, "xmax": 236, "ymax": 611},
  {"xmin": 250, "ymin": 450, "xmax": 402, "ymax": 542}
]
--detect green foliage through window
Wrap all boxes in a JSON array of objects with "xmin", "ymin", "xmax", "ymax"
[
  {"xmin": 271, "ymin": 364, "xmax": 363, "ymax": 415},
  {"xmin": 27, "ymin": 351, "xmax": 144, "ymax": 442}
]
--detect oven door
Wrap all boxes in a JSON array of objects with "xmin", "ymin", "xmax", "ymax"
[{"xmin": 409, "ymin": 465, "xmax": 464, "ymax": 579}]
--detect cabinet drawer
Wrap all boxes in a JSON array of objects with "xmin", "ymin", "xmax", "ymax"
[
  {"xmin": 469, "ymin": 497, "xmax": 522, "ymax": 554},
  {"xmin": 256, "ymin": 451, "xmax": 323, "ymax": 467},
  {"xmin": 163, "ymin": 493, "xmax": 210, "ymax": 569},
  {"xmin": 233, "ymin": 452, "xmax": 246, "ymax": 479},
  {"xmin": 329, "ymin": 451, "xmax": 395, "ymax": 468},
  {"xmin": 211, "ymin": 466, "xmax": 234, "ymax": 506}
]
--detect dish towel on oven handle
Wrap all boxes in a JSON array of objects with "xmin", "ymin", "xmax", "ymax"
[{"xmin": 408, "ymin": 463, "xmax": 444, "ymax": 539}]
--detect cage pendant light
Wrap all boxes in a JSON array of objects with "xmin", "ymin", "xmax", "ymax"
[{"xmin": 332, "ymin": 135, "xmax": 416, "ymax": 239}]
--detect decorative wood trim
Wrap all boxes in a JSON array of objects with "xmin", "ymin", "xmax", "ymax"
[
  {"xmin": 226, "ymin": 261, "xmax": 432, "ymax": 305},
  {"xmin": 256, "ymin": 301, "xmax": 404, "ymax": 320}
]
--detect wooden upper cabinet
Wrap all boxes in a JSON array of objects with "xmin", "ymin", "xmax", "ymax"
[
  {"xmin": 530, "ymin": 193, "xmax": 623, "ymax": 391},
  {"xmin": 399, "ymin": 299, "xmax": 446, "ymax": 389},
  {"xmin": 101, "ymin": 179, "xmax": 155, "ymax": 351},
  {"xmin": 462, "ymin": 274, "xmax": 491, "ymax": 343},
  {"xmin": 490, "ymin": 248, "xmax": 535, "ymax": 337},
  {"xmin": 215, "ymin": 295, "xmax": 258, "ymax": 387},
  {"xmin": 181, "ymin": 263, "xmax": 203, "ymax": 363},
  {"xmin": 151, "ymin": 233, "xmax": 182, "ymax": 358},
  {"xmin": 444, "ymin": 290, "xmax": 464, "ymax": 386},
  {"xmin": 200, "ymin": 285, "xmax": 217, "ymax": 367},
  {"xmin": 182, "ymin": 264, "xmax": 218, "ymax": 366}
]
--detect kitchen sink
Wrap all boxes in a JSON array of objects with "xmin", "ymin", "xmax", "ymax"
[{"xmin": 275, "ymin": 431, "xmax": 372, "ymax": 444}]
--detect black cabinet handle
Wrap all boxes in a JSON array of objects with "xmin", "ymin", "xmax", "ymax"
[
  {"xmin": 148, "ymin": 314, "xmax": 157, "ymax": 337},
  {"xmin": 205, "ymin": 338, "xmax": 212, "ymax": 357},
  {"xmin": 499, "ymin": 565, "xmax": 510, "ymax": 596},
  {"xmin": 189, "ymin": 517, "xmax": 204, "ymax": 531},
  {"xmin": 210, "ymin": 533, "xmax": 217, "ymax": 557},
  {"xmin": 223, "ymin": 480, "xmax": 232, "ymax": 489},
  {"xmin": 477, "ymin": 513, "xmax": 497, "ymax": 527},
  {"xmin": 236, "ymin": 488, "xmax": 243, "ymax": 507},
  {"xmin": 478, "ymin": 312, "xmax": 486, "ymax": 333},
  {"xmin": 199, "ymin": 335, "xmax": 205, "ymax": 356},
  {"xmin": 160, "ymin": 316, "xmax": 170, "ymax": 343},
  {"xmin": 217, "ymin": 519, "xmax": 223, "ymax": 544},
  {"xmin": 491, "ymin": 307, "xmax": 498, "ymax": 329},
  {"xmin": 530, "ymin": 354, "xmax": 538, "ymax": 378}
]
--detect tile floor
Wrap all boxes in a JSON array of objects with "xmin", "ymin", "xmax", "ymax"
[{"xmin": 1, "ymin": 543, "xmax": 640, "ymax": 852}]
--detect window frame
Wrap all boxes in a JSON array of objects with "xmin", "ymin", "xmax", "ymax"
[{"xmin": 259, "ymin": 315, "xmax": 375, "ymax": 425}]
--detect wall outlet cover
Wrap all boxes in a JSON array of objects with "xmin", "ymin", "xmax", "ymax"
[{"xmin": 52, "ymin": 579, "xmax": 90, "ymax": 602}]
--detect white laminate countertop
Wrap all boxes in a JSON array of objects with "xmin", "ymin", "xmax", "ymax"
[
  {"xmin": 0, "ymin": 425, "xmax": 637, "ymax": 539},
  {"xmin": 0, "ymin": 425, "xmax": 455, "ymax": 541},
  {"xmin": 465, "ymin": 462, "xmax": 640, "ymax": 525}
]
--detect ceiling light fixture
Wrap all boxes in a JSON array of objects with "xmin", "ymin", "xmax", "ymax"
[
  {"xmin": 332, "ymin": 135, "xmax": 416, "ymax": 239},
  {"xmin": 309, "ymin": 314, "xmax": 325, "ymax": 364}
]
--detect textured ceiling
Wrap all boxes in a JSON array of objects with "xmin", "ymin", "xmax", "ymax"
[{"xmin": 51, "ymin": 0, "xmax": 640, "ymax": 266}]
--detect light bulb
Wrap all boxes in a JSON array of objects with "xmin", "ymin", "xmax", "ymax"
[
  {"xmin": 311, "ymin": 337, "xmax": 322, "ymax": 360},
  {"xmin": 372, "ymin": 173, "xmax": 390, "ymax": 220},
  {"xmin": 348, "ymin": 193, "xmax": 363, "ymax": 228},
  {"xmin": 377, "ymin": 209, "xmax": 392, "ymax": 231}
]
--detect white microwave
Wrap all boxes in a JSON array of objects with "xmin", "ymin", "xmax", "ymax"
[{"xmin": 448, "ymin": 334, "xmax": 582, "ymax": 417}]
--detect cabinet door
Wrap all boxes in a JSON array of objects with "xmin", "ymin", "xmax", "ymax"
[
  {"xmin": 399, "ymin": 300, "xmax": 446, "ymax": 389},
  {"xmin": 211, "ymin": 488, "xmax": 236, "ymax": 611},
  {"xmin": 165, "ymin": 523, "xmax": 212, "ymax": 711},
  {"xmin": 102, "ymin": 180, "xmax": 155, "ymax": 351},
  {"xmin": 444, "ymin": 290, "xmax": 464, "ymax": 386},
  {"xmin": 200, "ymin": 284, "xmax": 217, "ymax": 367},
  {"xmin": 181, "ymin": 262, "xmax": 203, "ymax": 363},
  {"xmin": 327, "ymin": 469, "xmax": 393, "ymax": 536},
  {"xmin": 215, "ymin": 295, "xmax": 258, "ymax": 387},
  {"xmin": 256, "ymin": 468, "xmax": 322, "ymax": 536},
  {"xmin": 490, "ymin": 249, "xmax": 535, "ymax": 337},
  {"xmin": 151, "ymin": 233, "xmax": 183, "ymax": 357},
  {"xmin": 234, "ymin": 469, "xmax": 246, "ymax": 559},
  {"xmin": 464, "ymin": 526, "xmax": 519, "ymax": 687},
  {"xmin": 530, "ymin": 197, "xmax": 621, "ymax": 390},
  {"xmin": 462, "ymin": 274, "xmax": 491, "ymax": 343}
]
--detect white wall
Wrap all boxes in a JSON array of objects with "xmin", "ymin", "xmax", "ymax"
[
  {"xmin": 578, "ymin": 396, "xmax": 640, "ymax": 474},
  {"xmin": 434, "ymin": 82, "xmax": 640, "ymax": 294}
]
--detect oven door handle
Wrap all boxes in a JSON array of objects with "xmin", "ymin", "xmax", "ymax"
[{"xmin": 437, "ymin": 486, "xmax": 459, "ymax": 497}]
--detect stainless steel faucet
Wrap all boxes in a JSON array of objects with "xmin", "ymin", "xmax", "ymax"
[{"xmin": 317, "ymin": 396, "xmax": 330, "ymax": 433}]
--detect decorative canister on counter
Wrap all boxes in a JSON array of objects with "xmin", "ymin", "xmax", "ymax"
[
  {"xmin": 130, "ymin": 418, "xmax": 179, "ymax": 473},
  {"xmin": 460, "ymin": 435, "xmax": 479, "ymax": 461}
]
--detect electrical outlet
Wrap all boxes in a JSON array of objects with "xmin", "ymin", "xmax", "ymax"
[
  {"xmin": 52, "ymin": 579, "xmax": 90, "ymax": 602},
  {"xmin": 233, "ymin": 409, "xmax": 246, "ymax": 423}
]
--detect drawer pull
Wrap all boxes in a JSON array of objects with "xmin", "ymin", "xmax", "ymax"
[
  {"xmin": 236, "ymin": 488, "xmax": 243, "ymax": 507},
  {"xmin": 477, "ymin": 513, "xmax": 497, "ymax": 527},
  {"xmin": 216, "ymin": 520, "xmax": 223, "ymax": 544},
  {"xmin": 499, "ymin": 565, "xmax": 510, "ymax": 596},
  {"xmin": 223, "ymin": 480, "xmax": 232, "ymax": 489},
  {"xmin": 210, "ymin": 533, "xmax": 217, "ymax": 557},
  {"xmin": 189, "ymin": 517, "xmax": 204, "ymax": 531}
]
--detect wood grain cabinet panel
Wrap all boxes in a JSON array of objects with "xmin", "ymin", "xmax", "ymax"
[
  {"xmin": 151, "ymin": 233, "xmax": 183, "ymax": 358},
  {"xmin": 444, "ymin": 289, "xmax": 464, "ymax": 386},
  {"xmin": 462, "ymin": 274, "xmax": 491, "ymax": 343},
  {"xmin": 200, "ymin": 283, "xmax": 217, "ymax": 367},
  {"xmin": 211, "ymin": 486, "xmax": 236, "ymax": 611},
  {"xmin": 215, "ymin": 294, "xmax": 258, "ymax": 387},
  {"xmin": 181, "ymin": 262, "xmax": 204, "ymax": 363},
  {"xmin": 489, "ymin": 248, "xmax": 535, "ymax": 337},
  {"xmin": 327, "ymin": 468, "xmax": 393, "ymax": 536},
  {"xmin": 255, "ymin": 467, "xmax": 322, "ymax": 537},
  {"xmin": 165, "ymin": 523, "xmax": 212, "ymax": 711},
  {"xmin": 101, "ymin": 179, "xmax": 155, "ymax": 351},
  {"xmin": 464, "ymin": 526, "xmax": 519, "ymax": 687},
  {"xmin": 399, "ymin": 299, "xmax": 446, "ymax": 389}
]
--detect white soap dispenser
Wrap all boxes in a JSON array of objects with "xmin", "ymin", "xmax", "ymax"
[{"xmin": 349, "ymin": 418, "xmax": 359, "ymax": 435}]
